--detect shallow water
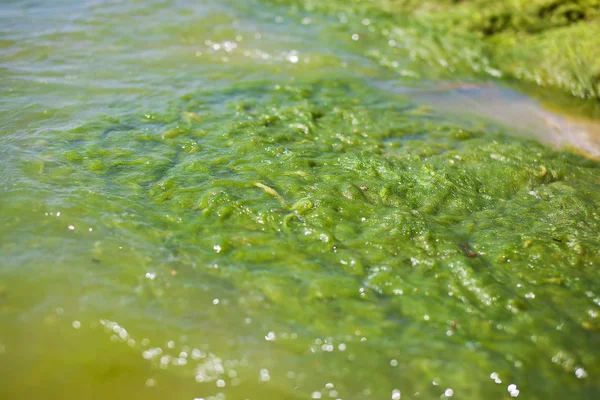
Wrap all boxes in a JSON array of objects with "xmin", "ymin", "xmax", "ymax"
[
  {"xmin": 1, "ymin": 1, "xmax": 599, "ymax": 400},
  {"xmin": 401, "ymin": 83, "xmax": 600, "ymax": 160}
]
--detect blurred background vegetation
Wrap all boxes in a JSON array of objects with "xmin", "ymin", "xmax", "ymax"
[{"xmin": 273, "ymin": 0, "xmax": 600, "ymax": 99}]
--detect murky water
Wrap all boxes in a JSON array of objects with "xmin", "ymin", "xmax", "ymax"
[{"xmin": 1, "ymin": 1, "xmax": 599, "ymax": 400}]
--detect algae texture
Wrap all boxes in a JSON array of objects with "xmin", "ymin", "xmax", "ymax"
[
  {"xmin": 269, "ymin": 0, "xmax": 600, "ymax": 99},
  {"xmin": 48, "ymin": 79, "xmax": 600, "ymax": 398},
  {"xmin": 1, "ymin": 0, "xmax": 600, "ymax": 398}
]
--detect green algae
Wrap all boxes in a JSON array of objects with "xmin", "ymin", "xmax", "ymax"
[
  {"xmin": 29, "ymin": 78, "xmax": 599, "ymax": 398},
  {"xmin": 269, "ymin": 0, "xmax": 600, "ymax": 99},
  {"xmin": 1, "ymin": 0, "xmax": 600, "ymax": 399}
]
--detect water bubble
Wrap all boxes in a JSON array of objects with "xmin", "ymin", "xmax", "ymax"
[
  {"xmin": 575, "ymin": 367, "xmax": 587, "ymax": 379},
  {"xmin": 287, "ymin": 51, "xmax": 299, "ymax": 64},
  {"xmin": 260, "ymin": 369, "xmax": 270, "ymax": 382},
  {"xmin": 145, "ymin": 272, "xmax": 156, "ymax": 280},
  {"xmin": 507, "ymin": 384, "xmax": 519, "ymax": 397},
  {"xmin": 322, "ymin": 344, "xmax": 334, "ymax": 352}
]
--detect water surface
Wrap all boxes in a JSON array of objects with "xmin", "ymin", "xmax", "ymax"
[{"xmin": 1, "ymin": 1, "xmax": 599, "ymax": 400}]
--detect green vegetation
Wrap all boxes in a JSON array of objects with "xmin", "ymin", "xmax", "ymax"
[
  {"xmin": 1, "ymin": 1, "xmax": 599, "ymax": 399},
  {"xmin": 45, "ymin": 79, "xmax": 600, "ymax": 398},
  {"xmin": 271, "ymin": 0, "xmax": 600, "ymax": 99}
]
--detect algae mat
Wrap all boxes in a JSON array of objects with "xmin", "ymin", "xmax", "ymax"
[
  {"xmin": 270, "ymin": 0, "xmax": 600, "ymax": 100},
  {"xmin": 0, "ymin": 0, "xmax": 599, "ymax": 399}
]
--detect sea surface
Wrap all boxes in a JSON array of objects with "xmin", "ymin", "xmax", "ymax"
[{"xmin": 1, "ymin": 1, "xmax": 599, "ymax": 399}]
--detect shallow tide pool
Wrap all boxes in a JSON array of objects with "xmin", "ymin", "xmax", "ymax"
[{"xmin": 1, "ymin": 1, "xmax": 599, "ymax": 399}]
